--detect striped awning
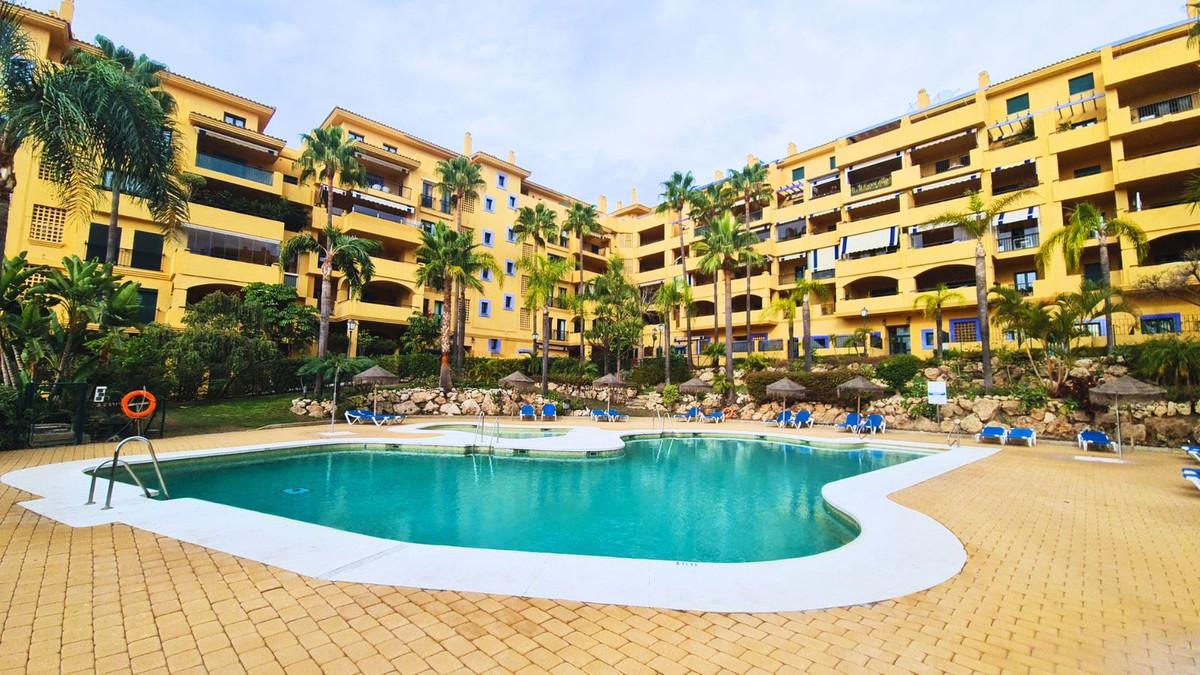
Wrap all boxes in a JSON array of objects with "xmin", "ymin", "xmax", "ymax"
[
  {"xmin": 847, "ymin": 152, "xmax": 902, "ymax": 173},
  {"xmin": 810, "ymin": 245, "xmax": 839, "ymax": 271},
  {"xmin": 809, "ymin": 172, "xmax": 840, "ymax": 187},
  {"xmin": 840, "ymin": 227, "xmax": 898, "ymax": 256},
  {"xmin": 196, "ymin": 127, "xmax": 278, "ymax": 155},
  {"xmin": 351, "ymin": 190, "xmax": 415, "ymax": 214},
  {"xmin": 992, "ymin": 159, "xmax": 1035, "ymax": 172},
  {"xmin": 994, "ymin": 206, "xmax": 1040, "ymax": 227},
  {"xmin": 809, "ymin": 207, "xmax": 839, "ymax": 219},
  {"xmin": 846, "ymin": 192, "xmax": 900, "ymax": 209},
  {"xmin": 911, "ymin": 129, "xmax": 976, "ymax": 153},
  {"xmin": 914, "ymin": 172, "xmax": 980, "ymax": 193}
]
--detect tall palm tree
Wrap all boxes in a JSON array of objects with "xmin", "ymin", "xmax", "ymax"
[
  {"xmin": 586, "ymin": 255, "xmax": 638, "ymax": 374},
  {"xmin": 292, "ymin": 126, "xmax": 366, "ymax": 358},
  {"xmin": 688, "ymin": 182, "xmax": 734, "ymax": 346},
  {"xmin": 562, "ymin": 202, "xmax": 603, "ymax": 365},
  {"xmin": 928, "ymin": 189, "xmax": 1032, "ymax": 390},
  {"xmin": 693, "ymin": 212, "xmax": 758, "ymax": 401},
  {"xmin": 656, "ymin": 171, "xmax": 696, "ymax": 366},
  {"xmin": 914, "ymin": 284, "xmax": 964, "ymax": 360},
  {"xmin": 654, "ymin": 278, "xmax": 687, "ymax": 385},
  {"xmin": 989, "ymin": 285, "xmax": 1041, "ymax": 374},
  {"xmin": 1036, "ymin": 202, "xmax": 1147, "ymax": 355},
  {"xmin": 434, "ymin": 155, "xmax": 486, "ymax": 372},
  {"xmin": 762, "ymin": 290, "xmax": 799, "ymax": 361},
  {"xmin": 519, "ymin": 254, "xmax": 570, "ymax": 394},
  {"xmin": 512, "ymin": 203, "xmax": 559, "ymax": 256},
  {"xmin": 415, "ymin": 221, "xmax": 462, "ymax": 391},
  {"xmin": 728, "ymin": 163, "xmax": 772, "ymax": 353},
  {"xmin": 67, "ymin": 35, "xmax": 190, "ymax": 264},
  {"xmin": 793, "ymin": 279, "xmax": 831, "ymax": 371}
]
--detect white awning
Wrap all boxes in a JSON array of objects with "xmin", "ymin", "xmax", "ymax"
[
  {"xmin": 196, "ymin": 127, "xmax": 279, "ymax": 156},
  {"xmin": 184, "ymin": 223, "xmax": 279, "ymax": 245},
  {"xmin": 809, "ymin": 207, "xmax": 839, "ymax": 219},
  {"xmin": 914, "ymin": 172, "xmax": 980, "ymax": 193},
  {"xmin": 992, "ymin": 158, "xmax": 1035, "ymax": 172},
  {"xmin": 846, "ymin": 192, "xmax": 900, "ymax": 209},
  {"xmin": 810, "ymin": 245, "xmax": 839, "ymax": 271},
  {"xmin": 355, "ymin": 152, "xmax": 411, "ymax": 174},
  {"xmin": 809, "ymin": 172, "xmax": 840, "ymax": 187},
  {"xmin": 911, "ymin": 129, "xmax": 976, "ymax": 153},
  {"xmin": 351, "ymin": 190, "xmax": 415, "ymax": 214},
  {"xmin": 994, "ymin": 206, "xmax": 1040, "ymax": 227},
  {"xmin": 778, "ymin": 252, "xmax": 805, "ymax": 262},
  {"xmin": 847, "ymin": 152, "xmax": 902, "ymax": 173},
  {"xmin": 840, "ymin": 227, "xmax": 898, "ymax": 256},
  {"xmin": 910, "ymin": 220, "xmax": 954, "ymax": 234}
]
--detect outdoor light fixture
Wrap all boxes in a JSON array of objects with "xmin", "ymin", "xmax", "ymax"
[{"xmin": 346, "ymin": 319, "xmax": 358, "ymax": 332}]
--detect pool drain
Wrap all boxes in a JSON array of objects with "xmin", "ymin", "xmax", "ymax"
[{"xmin": 282, "ymin": 487, "xmax": 310, "ymax": 495}]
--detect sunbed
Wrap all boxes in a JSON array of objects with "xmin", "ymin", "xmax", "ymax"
[
  {"xmin": 860, "ymin": 414, "xmax": 886, "ymax": 435},
  {"xmin": 793, "ymin": 410, "xmax": 814, "ymax": 428},
  {"xmin": 1007, "ymin": 428, "xmax": 1036, "ymax": 447},
  {"xmin": 834, "ymin": 412, "xmax": 862, "ymax": 432},
  {"xmin": 1078, "ymin": 429, "xmax": 1114, "ymax": 452},
  {"xmin": 541, "ymin": 403, "xmax": 557, "ymax": 421},
  {"xmin": 519, "ymin": 404, "xmax": 536, "ymax": 421},
  {"xmin": 975, "ymin": 425, "xmax": 1006, "ymax": 444}
]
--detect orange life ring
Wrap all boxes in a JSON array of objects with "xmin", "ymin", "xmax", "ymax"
[
  {"xmin": 722, "ymin": 406, "xmax": 737, "ymax": 418},
  {"xmin": 121, "ymin": 390, "xmax": 157, "ymax": 419}
]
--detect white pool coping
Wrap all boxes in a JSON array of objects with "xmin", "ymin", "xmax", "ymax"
[{"xmin": 2, "ymin": 426, "xmax": 996, "ymax": 613}]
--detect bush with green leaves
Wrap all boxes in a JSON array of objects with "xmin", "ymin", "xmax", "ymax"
[
  {"xmin": 661, "ymin": 384, "xmax": 680, "ymax": 410},
  {"xmin": 875, "ymin": 354, "xmax": 924, "ymax": 391},
  {"xmin": 902, "ymin": 375, "xmax": 938, "ymax": 420},
  {"xmin": 739, "ymin": 353, "xmax": 771, "ymax": 372},
  {"xmin": 1138, "ymin": 335, "xmax": 1200, "ymax": 386},
  {"xmin": 745, "ymin": 368, "xmax": 876, "ymax": 404},
  {"xmin": 0, "ymin": 385, "xmax": 26, "ymax": 450},
  {"xmin": 629, "ymin": 355, "xmax": 689, "ymax": 388}
]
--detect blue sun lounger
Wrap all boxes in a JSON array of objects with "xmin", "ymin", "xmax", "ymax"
[
  {"xmin": 519, "ymin": 404, "xmax": 536, "ymax": 421},
  {"xmin": 1183, "ymin": 467, "xmax": 1200, "ymax": 492},
  {"xmin": 1007, "ymin": 428, "xmax": 1036, "ymax": 446},
  {"xmin": 703, "ymin": 410, "xmax": 725, "ymax": 423},
  {"xmin": 541, "ymin": 403, "xmax": 557, "ymax": 421},
  {"xmin": 605, "ymin": 409, "xmax": 628, "ymax": 422},
  {"xmin": 794, "ymin": 410, "xmax": 814, "ymax": 428},
  {"xmin": 834, "ymin": 412, "xmax": 862, "ymax": 432},
  {"xmin": 676, "ymin": 406, "xmax": 701, "ymax": 423},
  {"xmin": 1078, "ymin": 429, "xmax": 1114, "ymax": 452},
  {"xmin": 765, "ymin": 410, "xmax": 793, "ymax": 427},
  {"xmin": 590, "ymin": 408, "xmax": 610, "ymax": 421},
  {"xmin": 976, "ymin": 425, "xmax": 1006, "ymax": 444},
  {"xmin": 1182, "ymin": 443, "xmax": 1200, "ymax": 463},
  {"xmin": 344, "ymin": 409, "xmax": 404, "ymax": 426},
  {"xmin": 860, "ymin": 414, "xmax": 886, "ymax": 435}
]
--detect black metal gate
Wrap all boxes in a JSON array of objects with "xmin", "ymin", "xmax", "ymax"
[{"xmin": 19, "ymin": 383, "xmax": 166, "ymax": 447}]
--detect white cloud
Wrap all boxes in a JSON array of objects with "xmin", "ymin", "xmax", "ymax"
[{"xmin": 67, "ymin": 0, "xmax": 1185, "ymax": 204}]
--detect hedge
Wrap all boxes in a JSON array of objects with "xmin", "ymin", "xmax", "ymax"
[
  {"xmin": 629, "ymin": 356, "xmax": 690, "ymax": 388},
  {"xmin": 745, "ymin": 368, "xmax": 888, "ymax": 404}
]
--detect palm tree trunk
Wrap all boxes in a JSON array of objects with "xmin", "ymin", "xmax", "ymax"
[
  {"xmin": 712, "ymin": 279, "xmax": 719, "ymax": 346},
  {"xmin": 786, "ymin": 312, "xmax": 795, "ymax": 362},
  {"xmin": 454, "ymin": 194, "xmax": 467, "ymax": 373},
  {"xmin": 541, "ymin": 307, "xmax": 551, "ymax": 395},
  {"xmin": 975, "ymin": 239, "xmax": 993, "ymax": 390},
  {"xmin": 934, "ymin": 308, "xmax": 943, "ymax": 360},
  {"xmin": 318, "ymin": 267, "xmax": 332, "ymax": 358},
  {"xmin": 663, "ymin": 310, "xmax": 672, "ymax": 386},
  {"xmin": 577, "ymin": 242, "xmax": 587, "ymax": 366},
  {"xmin": 744, "ymin": 202, "xmax": 753, "ymax": 355},
  {"xmin": 0, "ymin": 333, "xmax": 13, "ymax": 387},
  {"xmin": 105, "ymin": 175, "xmax": 122, "ymax": 263},
  {"xmin": 802, "ymin": 295, "xmax": 813, "ymax": 371},
  {"xmin": 723, "ymin": 266, "xmax": 734, "ymax": 403},
  {"xmin": 1097, "ymin": 231, "xmax": 1116, "ymax": 355},
  {"xmin": 677, "ymin": 212, "xmax": 693, "ymax": 369},
  {"xmin": 439, "ymin": 276, "xmax": 453, "ymax": 392}
]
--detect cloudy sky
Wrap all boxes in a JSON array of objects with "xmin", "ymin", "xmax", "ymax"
[{"xmin": 66, "ymin": 0, "xmax": 1185, "ymax": 205}]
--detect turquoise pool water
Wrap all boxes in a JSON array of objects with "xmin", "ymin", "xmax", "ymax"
[
  {"xmin": 424, "ymin": 423, "xmax": 567, "ymax": 439},
  {"xmin": 118, "ymin": 436, "xmax": 919, "ymax": 562}
]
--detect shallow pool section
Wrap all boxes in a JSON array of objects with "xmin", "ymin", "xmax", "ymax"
[
  {"xmin": 118, "ymin": 436, "xmax": 918, "ymax": 563},
  {"xmin": 424, "ymin": 423, "xmax": 567, "ymax": 439}
]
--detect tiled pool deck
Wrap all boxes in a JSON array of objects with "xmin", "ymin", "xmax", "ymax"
[{"xmin": 1, "ymin": 418, "xmax": 1198, "ymax": 673}]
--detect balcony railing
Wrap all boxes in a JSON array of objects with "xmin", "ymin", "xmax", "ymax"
[
  {"xmin": 849, "ymin": 174, "xmax": 893, "ymax": 196},
  {"xmin": 812, "ymin": 269, "xmax": 835, "ymax": 280},
  {"xmin": 777, "ymin": 225, "xmax": 805, "ymax": 242},
  {"xmin": 84, "ymin": 244, "xmax": 164, "ymax": 272},
  {"xmin": 195, "ymin": 152, "xmax": 274, "ymax": 186},
  {"xmin": 1131, "ymin": 91, "xmax": 1198, "ymax": 123},
  {"xmin": 996, "ymin": 232, "xmax": 1039, "ymax": 252},
  {"xmin": 419, "ymin": 193, "xmax": 453, "ymax": 214},
  {"xmin": 365, "ymin": 183, "xmax": 412, "ymax": 199},
  {"xmin": 348, "ymin": 204, "xmax": 413, "ymax": 225}
]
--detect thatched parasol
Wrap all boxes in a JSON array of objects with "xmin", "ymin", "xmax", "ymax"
[
  {"xmin": 352, "ymin": 365, "xmax": 400, "ymax": 414},
  {"xmin": 1090, "ymin": 376, "xmax": 1165, "ymax": 458},
  {"xmin": 836, "ymin": 376, "xmax": 887, "ymax": 416},
  {"xmin": 593, "ymin": 373, "xmax": 628, "ymax": 410},
  {"xmin": 678, "ymin": 377, "xmax": 713, "ymax": 395},
  {"xmin": 499, "ymin": 370, "xmax": 537, "ymax": 391},
  {"xmin": 765, "ymin": 378, "xmax": 807, "ymax": 404}
]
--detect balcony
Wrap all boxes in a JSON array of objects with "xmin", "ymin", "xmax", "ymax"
[
  {"xmin": 996, "ymin": 231, "xmax": 1040, "ymax": 253},
  {"xmin": 83, "ymin": 244, "xmax": 164, "ymax": 272},
  {"xmin": 1117, "ymin": 145, "xmax": 1200, "ymax": 185},
  {"xmin": 1130, "ymin": 91, "xmax": 1199, "ymax": 124},
  {"xmin": 419, "ymin": 193, "xmax": 454, "ymax": 215},
  {"xmin": 1052, "ymin": 170, "xmax": 1114, "ymax": 203},
  {"xmin": 849, "ymin": 174, "xmax": 893, "ymax": 196},
  {"xmin": 1107, "ymin": 35, "xmax": 1198, "ymax": 86},
  {"xmin": 333, "ymin": 298, "xmax": 416, "ymax": 324},
  {"xmin": 1048, "ymin": 120, "xmax": 1109, "ymax": 155},
  {"xmin": 196, "ymin": 152, "xmax": 274, "ymax": 186}
]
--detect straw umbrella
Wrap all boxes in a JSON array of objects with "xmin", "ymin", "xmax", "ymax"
[
  {"xmin": 678, "ymin": 376, "xmax": 713, "ymax": 414},
  {"xmin": 766, "ymin": 377, "xmax": 807, "ymax": 404},
  {"xmin": 836, "ymin": 376, "xmax": 887, "ymax": 416},
  {"xmin": 499, "ymin": 370, "xmax": 536, "ymax": 390},
  {"xmin": 352, "ymin": 365, "xmax": 399, "ymax": 414},
  {"xmin": 1089, "ymin": 375, "xmax": 1165, "ymax": 459},
  {"xmin": 593, "ymin": 373, "xmax": 627, "ymax": 411}
]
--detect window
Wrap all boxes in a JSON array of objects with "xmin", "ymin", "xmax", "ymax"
[
  {"xmin": 503, "ymin": 294, "xmax": 515, "ymax": 311},
  {"xmin": 921, "ymin": 329, "xmax": 934, "ymax": 350},
  {"xmin": 1068, "ymin": 73, "xmax": 1095, "ymax": 96},
  {"xmin": 480, "ymin": 268, "xmax": 493, "ymax": 282},
  {"xmin": 829, "ymin": 157, "xmax": 837, "ymax": 170},
  {"xmin": 383, "ymin": 144, "xmax": 397, "ymax": 153},
  {"xmin": 366, "ymin": 173, "xmax": 385, "ymax": 190},
  {"xmin": 482, "ymin": 229, "xmax": 494, "ymax": 247},
  {"xmin": 348, "ymin": 131, "xmax": 365, "ymax": 142},
  {"xmin": 433, "ymin": 300, "xmax": 444, "ymax": 318},
  {"xmin": 484, "ymin": 196, "xmax": 495, "ymax": 213},
  {"xmin": 505, "ymin": 259, "xmax": 516, "ymax": 276},
  {"xmin": 29, "ymin": 204, "xmax": 66, "ymax": 243},
  {"xmin": 1073, "ymin": 165, "xmax": 1102, "ymax": 178},
  {"xmin": 488, "ymin": 338, "xmax": 501, "ymax": 354},
  {"xmin": 1014, "ymin": 270, "xmax": 1037, "ymax": 295},
  {"xmin": 811, "ymin": 336, "xmax": 830, "ymax": 349},
  {"xmin": 135, "ymin": 288, "xmax": 158, "ymax": 324},
  {"xmin": 1141, "ymin": 314, "xmax": 1180, "ymax": 334},
  {"xmin": 185, "ymin": 226, "xmax": 279, "ymax": 266},
  {"xmin": 497, "ymin": 173, "xmax": 508, "ymax": 189},
  {"xmin": 223, "ymin": 113, "xmax": 246, "ymax": 128},
  {"xmin": 421, "ymin": 220, "xmax": 435, "ymax": 233},
  {"xmin": 1006, "ymin": 93, "xmax": 1030, "ymax": 115},
  {"xmin": 790, "ymin": 167, "xmax": 805, "ymax": 181},
  {"xmin": 556, "ymin": 318, "xmax": 567, "ymax": 340},
  {"xmin": 507, "ymin": 194, "xmax": 518, "ymax": 210},
  {"xmin": 1083, "ymin": 262, "xmax": 1103, "ymax": 285},
  {"xmin": 950, "ymin": 319, "xmax": 980, "ymax": 343},
  {"xmin": 506, "ymin": 227, "xmax": 517, "ymax": 243},
  {"xmin": 1082, "ymin": 320, "xmax": 1105, "ymax": 337},
  {"xmin": 479, "ymin": 299, "xmax": 491, "ymax": 317},
  {"xmin": 283, "ymin": 175, "xmax": 299, "ymax": 185}
]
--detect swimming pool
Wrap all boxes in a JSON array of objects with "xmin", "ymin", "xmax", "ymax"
[
  {"xmin": 423, "ymin": 423, "xmax": 567, "ymax": 439},
  {"xmin": 114, "ymin": 435, "xmax": 919, "ymax": 563}
]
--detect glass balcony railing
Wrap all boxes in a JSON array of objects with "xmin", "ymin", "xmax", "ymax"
[
  {"xmin": 996, "ymin": 232, "xmax": 1040, "ymax": 252},
  {"xmin": 196, "ymin": 152, "xmax": 274, "ymax": 186},
  {"xmin": 420, "ymin": 193, "xmax": 454, "ymax": 214}
]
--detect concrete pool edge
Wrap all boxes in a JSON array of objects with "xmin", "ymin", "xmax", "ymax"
[{"xmin": 2, "ymin": 428, "xmax": 997, "ymax": 613}]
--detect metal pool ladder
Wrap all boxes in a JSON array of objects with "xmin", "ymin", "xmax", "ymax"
[
  {"xmin": 946, "ymin": 420, "xmax": 963, "ymax": 448},
  {"xmin": 86, "ymin": 436, "xmax": 170, "ymax": 510}
]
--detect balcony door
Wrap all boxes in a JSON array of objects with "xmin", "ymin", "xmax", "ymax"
[{"xmin": 887, "ymin": 326, "xmax": 910, "ymax": 355}]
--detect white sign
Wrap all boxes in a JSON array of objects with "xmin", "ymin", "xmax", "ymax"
[
  {"xmin": 92, "ymin": 386, "xmax": 108, "ymax": 403},
  {"xmin": 926, "ymin": 380, "xmax": 947, "ymax": 405}
]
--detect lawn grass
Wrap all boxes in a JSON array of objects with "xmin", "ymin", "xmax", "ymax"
[{"xmin": 164, "ymin": 393, "xmax": 307, "ymax": 436}]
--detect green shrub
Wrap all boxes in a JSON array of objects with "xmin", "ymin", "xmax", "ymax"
[
  {"xmin": 0, "ymin": 385, "xmax": 26, "ymax": 450},
  {"xmin": 999, "ymin": 381, "xmax": 1049, "ymax": 413},
  {"xmin": 875, "ymin": 354, "xmax": 924, "ymax": 390},
  {"xmin": 745, "ymin": 368, "xmax": 877, "ymax": 404},
  {"xmin": 902, "ymin": 375, "xmax": 937, "ymax": 419},
  {"xmin": 377, "ymin": 353, "xmax": 440, "ymax": 380},
  {"xmin": 739, "ymin": 353, "xmax": 771, "ymax": 372},
  {"xmin": 629, "ymin": 355, "xmax": 689, "ymax": 388},
  {"xmin": 662, "ymin": 384, "xmax": 680, "ymax": 410}
]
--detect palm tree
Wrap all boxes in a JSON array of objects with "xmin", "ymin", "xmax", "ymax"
[
  {"xmin": 519, "ymin": 254, "xmax": 570, "ymax": 395},
  {"xmin": 280, "ymin": 225, "xmax": 380, "ymax": 393},
  {"xmin": 0, "ymin": 252, "xmax": 41, "ymax": 385},
  {"xmin": 728, "ymin": 163, "xmax": 772, "ymax": 353},
  {"xmin": 562, "ymin": 202, "xmax": 603, "ymax": 365},
  {"xmin": 656, "ymin": 172, "xmax": 696, "ymax": 365},
  {"xmin": 414, "ymin": 221, "xmax": 461, "ymax": 391},
  {"xmin": 793, "ymin": 280, "xmax": 831, "ymax": 371},
  {"xmin": 654, "ymin": 278, "xmax": 687, "ymax": 385},
  {"xmin": 1036, "ymin": 202, "xmax": 1147, "ymax": 355},
  {"xmin": 585, "ymin": 255, "xmax": 639, "ymax": 374},
  {"xmin": 512, "ymin": 203, "xmax": 559, "ymax": 256},
  {"xmin": 762, "ymin": 290, "xmax": 799, "ymax": 361},
  {"xmin": 688, "ymin": 182, "xmax": 734, "ymax": 346},
  {"xmin": 928, "ymin": 189, "xmax": 1032, "ymax": 390},
  {"xmin": 988, "ymin": 285, "xmax": 1044, "ymax": 376},
  {"xmin": 1189, "ymin": 2, "xmax": 1200, "ymax": 51},
  {"xmin": 693, "ymin": 212, "xmax": 758, "ymax": 401},
  {"xmin": 435, "ymin": 156, "xmax": 486, "ymax": 372},
  {"xmin": 1186, "ymin": 173, "xmax": 1200, "ymax": 212},
  {"xmin": 914, "ymin": 284, "xmax": 965, "ymax": 360},
  {"xmin": 291, "ymin": 126, "xmax": 366, "ymax": 361}
]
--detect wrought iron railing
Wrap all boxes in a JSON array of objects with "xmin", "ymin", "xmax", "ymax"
[{"xmin": 1131, "ymin": 91, "xmax": 1198, "ymax": 123}]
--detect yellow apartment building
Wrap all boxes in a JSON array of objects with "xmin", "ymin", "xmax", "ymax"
[{"xmin": 5, "ymin": 1, "xmax": 1200, "ymax": 362}]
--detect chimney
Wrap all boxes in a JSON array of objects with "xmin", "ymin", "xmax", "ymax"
[
  {"xmin": 747, "ymin": 153, "xmax": 758, "ymax": 166},
  {"xmin": 507, "ymin": 150, "xmax": 516, "ymax": 165},
  {"xmin": 714, "ymin": 169, "xmax": 724, "ymax": 180},
  {"xmin": 787, "ymin": 142, "xmax": 797, "ymax": 155},
  {"xmin": 59, "ymin": 0, "xmax": 74, "ymax": 22},
  {"xmin": 463, "ymin": 132, "xmax": 472, "ymax": 156},
  {"xmin": 631, "ymin": 187, "xmax": 638, "ymax": 204},
  {"xmin": 917, "ymin": 88, "xmax": 931, "ymax": 108},
  {"xmin": 978, "ymin": 70, "xmax": 990, "ymax": 88},
  {"xmin": 616, "ymin": 200, "xmax": 624, "ymax": 211},
  {"xmin": 598, "ymin": 194, "xmax": 608, "ymax": 212}
]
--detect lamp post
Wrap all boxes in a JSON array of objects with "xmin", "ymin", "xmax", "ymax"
[
  {"xmin": 859, "ymin": 307, "xmax": 869, "ymax": 357},
  {"xmin": 651, "ymin": 324, "xmax": 660, "ymax": 358},
  {"xmin": 532, "ymin": 330, "xmax": 539, "ymax": 360},
  {"xmin": 346, "ymin": 319, "xmax": 359, "ymax": 358}
]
